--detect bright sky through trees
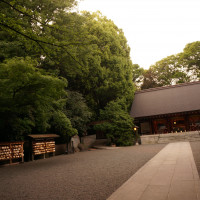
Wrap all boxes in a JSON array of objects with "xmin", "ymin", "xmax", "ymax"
[{"xmin": 78, "ymin": 0, "xmax": 200, "ymax": 69}]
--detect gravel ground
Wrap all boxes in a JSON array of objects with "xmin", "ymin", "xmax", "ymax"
[
  {"xmin": 0, "ymin": 144, "xmax": 165, "ymax": 200},
  {"xmin": 190, "ymin": 141, "xmax": 200, "ymax": 176}
]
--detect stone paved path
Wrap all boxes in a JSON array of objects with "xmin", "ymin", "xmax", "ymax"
[{"xmin": 108, "ymin": 142, "xmax": 200, "ymax": 200}]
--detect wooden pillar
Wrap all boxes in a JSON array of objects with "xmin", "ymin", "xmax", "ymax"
[
  {"xmin": 138, "ymin": 121, "xmax": 142, "ymax": 135},
  {"xmin": 32, "ymin": 141, "xmax": 34, "ymax": 161},
  {"xmin": 169, "ymin": 117, "xmax": 173, "ymax": 133},
  {"xmin": 9, "ymin": 143, "xmax": 12, "ymax": 164},
  {"xmin": 185, "ymin": 114, "xmax": 189, "ymax": 131},
  {"xmin": 21, "ymin": 142, "xmax": 24, "ymax": 163},
  {"xmin": 44, "ymin": 140, "xmax": 46, "ymax": 159},
  {"xmin": 150, "ymin": 119, "xmax": 153, "ymax": 134},
  {"xmin": 166, "ymin": 117, "xmax": 171, "ymax": 133}
]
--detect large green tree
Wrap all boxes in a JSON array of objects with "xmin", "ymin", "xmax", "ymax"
[
  {"xmin": 65, "ymin": 91, "xmax": 92, "ymax": 137},
  {"xmin": 1, "ymin": 2, "xmax": 135, "ymax": 113},
  {"xmin": 132, "ymin": 64, "xmax": 144, "ymax": 87},
  {"xmin": 0, "ymin": 57, "xmax": 76, "ymax": 141},
  {"xmin": 141, "ymin": 41, "xmax": 200, "ymax": 89},
  {"xmin": 0, "ymin": 1, "xmax": 137, "ymax": 144},
  {"xmin": 95, "ymin": 98, "xmax": 134, "ymax": 146},
  {"xmin": 179, "ymin": 41, "xmax": 200, "ymax": 79},
  {"xmin": 0, "ymin": 0, "xmax": 85, "ymax": 64},
  {"xmin": 0, "ymin": 0, "xmax": 88, "ymax": 141},
  {"xmin": 141, "ymin": 68, "xmax": 160, "ymax": 90},
  {"xmin": 61, "ymin": 11, "xmax": 135, "ymax": 114}
]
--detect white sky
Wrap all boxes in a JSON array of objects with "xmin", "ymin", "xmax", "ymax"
[{"xmin": 78, "ymin": 0, "xmax": 200, "ymax": 69}]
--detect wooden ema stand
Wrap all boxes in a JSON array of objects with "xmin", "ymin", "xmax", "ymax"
[
  {"xmin": 32, "ymin": 139, "xmax": 55, "ymax": 161},
  {"xmin": 28, "ymin": 134, "xmax": 59, "ymax": 161},
  {"xmin": 0, "ymin": 142, "xmax": 24, "ymax": 165}
]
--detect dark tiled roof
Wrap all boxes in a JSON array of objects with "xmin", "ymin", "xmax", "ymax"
[{"xmin": 130, "ymin": 81, "xmax": 200, "ymax": 118}]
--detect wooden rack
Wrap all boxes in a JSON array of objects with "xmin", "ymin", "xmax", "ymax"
[
  {"xmin": 28, "ymin": 134, "xmax": 59, "ymax": 160},
  {"xmin": 0, "ymin": 142, "xmax": 24, "ymax": 164},
  {"xmin": 32, "ymin": 141, "xmax": 55, "ymax": 155}
]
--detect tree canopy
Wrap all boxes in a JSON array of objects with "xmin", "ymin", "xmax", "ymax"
[
  {"xmin": 95, "ymin": 99, "xmax": 134, "ymax": 146},
  {"xmin": 179, "ymin": 41, "xmax": 200, "ymax": 80},
  {"xmin": 0, "ymin": 57, "xmax": 77, "ymax": 141},
  {"xmin": 141, "ymin": 41, "xmax": 200, "ymax": 89},
  {"xmin": 57, "ymin": 11, "xmax": 135, "ymax": 114},
  {"xmin": 0, "ymin": 1, "xmax": 135, "ymax": 145}
]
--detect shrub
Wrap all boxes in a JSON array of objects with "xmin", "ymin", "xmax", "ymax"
[{"xmin": 95, "ymin": 99, "xmax": 135, "ymax": 146}]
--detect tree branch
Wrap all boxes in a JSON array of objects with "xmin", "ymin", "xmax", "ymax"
[
  {"xmin": 1, "ymin": 0, "xmax": 89, "ymax": 46},
  {"xmin": 0, "ymin": 22, "xmax": 84, "ymax": 67}
]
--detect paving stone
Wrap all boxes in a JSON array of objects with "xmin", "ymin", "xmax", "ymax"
[
  {"xmin": 108, "ymin": 142, "xmax": 200, "ymax": 200},
  {"xmin": 139, "ymin": 185, "xmax": 169, "ymax": 200},
  {"xmin": 168, "ymin": 180, "xmax": 197, "ymax": 200}
]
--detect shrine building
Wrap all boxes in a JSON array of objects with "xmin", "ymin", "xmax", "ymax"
[{"xmin": 130, "ymin": 81, "xmax": 200, "ymax": 135}]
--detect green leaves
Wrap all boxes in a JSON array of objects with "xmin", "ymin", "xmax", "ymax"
[
  {"xmin": 0, "ymin": 0, "xmax": 82, "ymax": 65},
  {"xmin": 0, "ymin": 2, "xmax": 137, "ymax": 144},
  {"xmin": 141, "ymin": 41, "xmax": 200, "ymax": 89},
  {"xmin": 51, "ymin": 111, "xmax": 78, "ymax": 141},
  {"xmin": 179, "ymin": 41, "xmax": 200, "ymax": 79},
  {"xmin": 0, "ymin": 57, "xmax": 71, "ymax": 141},
  {"xmin": 64, "ymin": 11, "xmax": 135, "ymax": 112},
  {"xmin": 65, "ymin": 91, "xmax": 92, "ymax": 137},
  {"xmin": 95, "ymin": 99, "xmax": 134, "ymax": 146}
]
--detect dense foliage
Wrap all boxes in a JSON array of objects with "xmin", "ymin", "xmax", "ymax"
[
  {"xmin": 57, "ymin": 11, "xmax": 135, "ymax": 114},
  {"xmin": 0, "ymin": 57, "xmax": 77, "ymax": 141},
  {"xmin": 179, "ymin": 41, "xmax": 200, "ymax": 79},
  {"xmin": 0, "ymin": 0, "xmax": 135, "ymax": 145},
  {"xmin": 65, "ymin": 91, "xmax": 92, "ymax": 137},
  {"xmin": 141, "ymin": 41, "xmax": 200, "ymax": 89},
  {"xmin": 95, "ymin": 99, "xmax": 134, "ymax": 146}
]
